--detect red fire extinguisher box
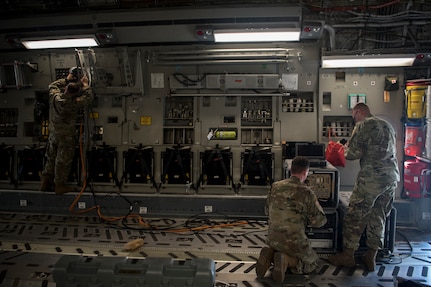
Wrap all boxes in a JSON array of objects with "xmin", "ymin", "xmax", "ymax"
[{"xmin": 403, "ymin": 158, "xmax": 431, "ymax": 198}]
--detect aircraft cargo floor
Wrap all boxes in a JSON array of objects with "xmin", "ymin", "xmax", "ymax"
[{"xmin": 0, "ymin": 211, "xmax": 430, "ymax": 287}]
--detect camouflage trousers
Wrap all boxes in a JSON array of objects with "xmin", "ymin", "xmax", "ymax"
[
  {"xmin": 42, "ymin": 133, "xmax": 75, "ymax": 185},
  {"xmin": 343, "ymin": 178, "xmax": 397, "ymax": 250},
  {"xmin": 267, "ymin": 229, "xmax": 320, "ymax": 274}
]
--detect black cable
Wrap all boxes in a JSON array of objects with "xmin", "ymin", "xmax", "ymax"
[
  {"xmin": 111, "ymin": 207, "xmax": 250, "ymax": 234},
  {"xmin": 395, "ymin": 229, "xmax": 414, "ymax": 258},
  {"xmin": 370, "ymin": 228, "xmax": 417, "ymax": 266},
  {"xmin": 172, "ymin": 73, "xmax": 207, "ymax": 86}
]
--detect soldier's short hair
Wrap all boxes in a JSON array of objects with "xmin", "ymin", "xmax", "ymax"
[
  {"xmin": 353, "ymin": 102, "xmax": 370, "ymax": 114},
  {"xmin": 291, "ymin": 156, "xmax": 310, "ymax": 174}
]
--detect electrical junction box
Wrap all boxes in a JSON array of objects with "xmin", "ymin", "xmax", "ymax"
[
  {"xmin": 206, "ymin": 74, "xmax": 280, "ymax": 90},
  {"xmin": 300, "ymin": 21, "xmax": 324, "ymax": 40},
  {"xmin": 205, "ymin": 74, "xmax": 223, "ymax": 89}
]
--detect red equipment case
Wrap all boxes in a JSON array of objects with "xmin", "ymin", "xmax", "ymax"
[{"xmin": 403, "ymin": 158, "xmax": 431, "ymax": 198}]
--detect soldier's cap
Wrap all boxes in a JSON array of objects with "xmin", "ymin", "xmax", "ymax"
[{"xmin": 69, "ymin": 67, "xmax": 82, "ymax": 78}]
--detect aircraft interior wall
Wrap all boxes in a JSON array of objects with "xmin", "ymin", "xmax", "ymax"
[{"xmin": 0, "ymin": 42, "xmax": 429, "ymax": 230}]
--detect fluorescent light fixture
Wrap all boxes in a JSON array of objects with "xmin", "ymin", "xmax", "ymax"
[
  {"xmin": 321, "ymin": 54, "xmax": 416, "ymax": 68},
  {"xmin": 213, "ymin": 28, "xmax": 300, "ymax": 43},
  {"xmin": 21, "ymin": 35, "xmax": 99, "ymax": 49}
]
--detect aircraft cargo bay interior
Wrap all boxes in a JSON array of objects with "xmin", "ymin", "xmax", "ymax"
[{"xmin": 0, "ymin": 1, "xmax": 431, "ymax": 286}]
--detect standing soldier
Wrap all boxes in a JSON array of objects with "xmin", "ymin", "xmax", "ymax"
[
  {"xmin": 39, "ymin": 67, "xmax": 93, "ymax": 194},
  {"xmin": 328, "ymin": 103, "xmax": 400, "ymax": 271}
]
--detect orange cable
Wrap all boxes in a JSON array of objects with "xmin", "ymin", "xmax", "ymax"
[{"xmin": 66, "ymin": 122, "xmax": 247, "ymax": 232}]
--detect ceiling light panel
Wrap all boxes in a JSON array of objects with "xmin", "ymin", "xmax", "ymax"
[
  {"xmin": 213, "ymin": 28, "xmax": 300, "ymax": 42},
  {"xmin": 21, "ymin": 35, "xmax": 99, "ymax": 49},
  {"xmin": 321, "ymin": 54, "xmax": 416, "ymax": 68}
]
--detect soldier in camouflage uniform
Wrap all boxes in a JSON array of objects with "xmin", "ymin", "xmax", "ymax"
[
  {"xmin": 256, "ymin": 156, "xmax": 327, "ymax": 283},
  {"xmin": 39, "ymin": 67, "xmax": 93, "ymax": 194},
  {"xmin": 328, "ymin": 103, "xmax": 400, "ymax": 271}
]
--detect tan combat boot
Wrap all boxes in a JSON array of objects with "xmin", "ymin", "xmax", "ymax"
[
  {"xmin": 256, "ymin": 247, "xmax": 275, "ymax": 279},
  {"xmin": 39, "ymin": 175, "xmax": 52, "ymax": 191},
  {"xmin": 55, "ymin": 183, "xmax": 76, "ymax": 195},
  {"xmin": 361, "ymin": 248, "xmax": 378, "ymax": 271},
  {"xmin": 328, "ymin": 248, "xmax": 356, "ymax": 268},
  {"xmin": 272, "ymin": 252, "xmax": 298, "ymax": 284}
]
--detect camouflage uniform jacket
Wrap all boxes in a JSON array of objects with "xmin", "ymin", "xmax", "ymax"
[
  {"xmin": 48, "ymin": 78, "xmax": 93, "ymax": 136},
  {"xmin": 345, "ymin": 115, "xmax": 400, "ymax": 183},
  {"xmin": 265, "ymin": 176, "xmax": 327, "ymax": 235}
]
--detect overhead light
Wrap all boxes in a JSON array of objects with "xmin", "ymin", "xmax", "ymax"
[
  {"xmin": 321, "ymin": 54, "xmax": 416, "ymax": 68},
  {"xmin": 21, "ymin": 35, "xmax": 99, "ymax": 49},
  {"xmin": 213, "ymin": 28, "xmax": 300, "ymax": 43}
]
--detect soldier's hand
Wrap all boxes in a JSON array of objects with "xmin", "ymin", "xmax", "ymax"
[{"xmin": 80, "ymin": 75, "xmax": 89, "ymax": 87}]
